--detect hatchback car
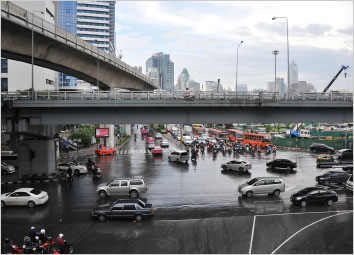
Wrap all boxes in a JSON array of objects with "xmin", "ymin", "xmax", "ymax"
[
  {"xmin": 1, "ymin": 162, "xmax": 15, "ymax": 175},
  {"xmin": 266, "ymin": 159, "xmax": 297, "ymax": 172},
  {"xmin": 95, "ymin": 147, "xmax": 117, "ymax": 156},
  {"xmin": 168, "ymin": 150, "xmax": 189, "ymax": 163},
  {"xmin": 161, "ymin": 139, "xmax": 169, "ymax": 148},
  {"xmin": 1, "ymin": 188, "xmax": 49, "ymax": 208},
  {"xmin": 91, "ymin": 199, "xmax": 153, "ymax": 222},
  {"xmin": 316, "ymin": 171, "xmax": 350, "ymax": 186},
  {"xmin": 221, "ymin": 160, "xmax": 252, "ymax": 173},
  {"xmin": 310, "ymin": 143, "xmax": 334, "ymax": 154},
  {"xmin": 238, "ymin": 177, "xmax": 285, "ymax": 197},
  {"xmin": 290, "ymin": 187, "xmax": 338, "ymax": 207},
  {"xmin": 152, "ymin": 146, "xmax": 163, "ymax": 155}
]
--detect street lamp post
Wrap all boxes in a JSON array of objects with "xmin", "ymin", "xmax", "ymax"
[
  {"xmin": 272, "ymin": 50, "xmax": 279, "ymax": 92},
  {"xmin": 272, "ymin": 17, "xmax": 290, "ymax": 97},
  {"xmin": 95, "ymin": 40, "xmax": 100, "ymax": 88},
  {"xmin": 235, "ymin": 40, "xmax": 243, "ymax": 93},
  {"xmin": 31, "ymin": 10, "xmax": 44, "ymax": 99}
]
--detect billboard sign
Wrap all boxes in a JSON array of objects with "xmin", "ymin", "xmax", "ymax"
[{"xmin": 95, "ymin": 128, "xmax": 109, "ymax": 138}]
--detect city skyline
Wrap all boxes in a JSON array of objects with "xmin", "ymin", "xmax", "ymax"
[{"xmin": 115, "ymin": 1, "xmax": 353, "ymax": 91}]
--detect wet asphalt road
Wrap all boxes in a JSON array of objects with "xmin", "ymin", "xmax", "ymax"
[{"xmin": 1, "ymin": 126, "xmax": 353, "ymax": 253}]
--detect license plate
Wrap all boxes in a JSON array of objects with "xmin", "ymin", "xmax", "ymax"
[{"xmin": 23, "ymin": 245, "xmax": 26, "ymax": 248}]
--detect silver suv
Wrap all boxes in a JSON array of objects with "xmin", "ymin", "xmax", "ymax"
[
  {"xmin": 97, "ymin": 176, "xmax": 148, "ymax": 198},
  {"xmin": 238, "ymin": 177, "xmax": 285, "ymax": 198}
]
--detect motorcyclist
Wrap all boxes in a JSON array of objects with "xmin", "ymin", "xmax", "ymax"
[
  {"xmin": 39, "ymin": 229, "xmax": 48, "ymax": 244},
  {"xmin": 3, "ymin": 238, "xmax": 14, "ymax": 254},
  {"xmin": 29, "ymin": 226, "xmax": 37, "ymax": 243},
  {"xmin": 134, "ymin": 134, "xmax": 137, "ymax": 142},
  {"xmin": 66, "ymin": 166, "xmax": 73, "ymax": 180},
  {"xmin": 56, "ymin": 234, "xmax": 65, "ymax": 254}
]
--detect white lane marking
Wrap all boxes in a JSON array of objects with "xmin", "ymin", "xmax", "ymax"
[
  {"xmin": 123, "ymin": 150, "xmax": 127, "ymax": 154},
  {"xmin": 258, "ymin": 209, "xmax": 353, "ymax": 218},
  {"xmin": 118, "ymin": 150, "xmax": 122, "ymax": 155},
  {"xmin": 285, "ymin": 185, "xmax": 296, "ymax": 192},
  {"xmin": 249, "ymin": 216, "xmax": 256, "ymax": 254},
  {"xmin": 72, "ymin": 210, "xmax": 91, "ymax": 212},
  {"xmin": 270, "ymin": 211, "xmax": 352, "ymax": 254}
]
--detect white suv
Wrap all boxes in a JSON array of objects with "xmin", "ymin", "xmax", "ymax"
[{"xmin": 97, "ymin": 177, "xmax": 148, "ymax": 198}]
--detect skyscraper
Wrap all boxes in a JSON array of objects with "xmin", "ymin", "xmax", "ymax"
[
  {"xmin": 56, "ymin": 1, "xmax": 116, "ymax": 88},
  {"xmin": 290, "ymin": 59, "xmax": 298, "ymax": 86},
  {"xmin": 146, "ymin": 52, "xmax": 174, "ymax": 91},
  {"xmin": 267, "ymin": 78, "xmax": 286, "ymax": 92},
  {"xmin": 176, "ymin": 68, "xmax": 190, "ymax": 90}
]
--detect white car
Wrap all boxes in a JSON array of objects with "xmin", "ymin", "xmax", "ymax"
[
  {"xmin": 201, "ymin": 134, "xmax": 210, "ymax": 140},
  {"xmin": 1, "ymin": 162, "xmax": 15, "ymax": 175},
  {"xmin": 182, "ymin": 136, "xmax": 193, "ymax": 146},
  {"xmin": 1, "ymin": 188, "xmax": 49, "ymax": 208},
  {"xmin": 161, "ymin": 139, "xmax": 169, "ymax": 148},
  {"xmin": 221, "ymin": 160, "xmax": 252, "ymax": 172},
  {"xmin": 168, "ymin": 150, "xmax": 189, "ymax": 163},
  {"xmin": 346, "ymin": 175, "xmax": 353, "ymax": 191},
  {"xmin": 209, "ymin": 138, "xmax": 217, "ymax": 144},
  {"xmin": 177, "ymin": 134, "xmax": 182, "ymax": 141},
  {"xmin": 155, "ymin": 133, "xmax": 162, "ymax": 139},
  {"xmin": 58, "ymin": 162, "xmax": 88, "ymax": 175}
]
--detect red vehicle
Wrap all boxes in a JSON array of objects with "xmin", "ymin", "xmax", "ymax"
[
  {"xmin": 192, "ymin": 126, "xmax": 205, "ymax": 137},
  {"xmin": 146, "ymin": 137, "xmax": 154, "ymax": 143},
  {"xmin": 227, "ymin": 129, "xmax": 244, "ymax": 142},
  {"xmin": 152, "ymin": 146, "xmax": 163, "ymax": 155},
  {"xmin": 95, "ymin": 146, "xmax": 118, "ymax": 156},
  {"xmin": 167, "ymin": 128, "xmax": 172, "ymax": 133},
  {"xmin": 141, "ymin": 129, "xmax": 148, "ymax": 135},
  {"xmin": 243, "ymin": 133, "xmax": 272, "ymax": 148},
  {"xmin": 208, "ymin": 128, "xmax": 229, "ymax": 141}
]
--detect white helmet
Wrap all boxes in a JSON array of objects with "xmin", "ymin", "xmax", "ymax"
[
  {"xmin": 35, "ymin": 236, "xmax": 39, "ymax": 240},
  {"xmin": 58, "ymin": 233, "xmax": 64, "ymax": 238},
  {"xmin": 40, "ymin": 229, "xmax": 45, "ymax": 234}
]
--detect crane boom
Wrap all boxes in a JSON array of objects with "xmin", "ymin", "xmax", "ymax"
[{"xmin": 323, "ymin": 65, "xmax": 349, "ymax": 92}]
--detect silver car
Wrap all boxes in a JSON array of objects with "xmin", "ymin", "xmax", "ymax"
[
  {"xmin": 97, "ymin": 177, "xmax": 148, "ymax": 199},
  {"xmin": 161, "ymin": 139, "xmax": 169, "ymax": 148},
  {"xmin": 1, "ymin": 188, "xmax": 49, "ymax": 208},
  {"xmin": 238, "ymin": 177, "xmax": 285, "ymax": 198},
  {"xmin": 1, "ymin": 162, "xmax": 15, "ymax": 174},
  {"xmin": 221, "ymin": 160, "xmax": 251, "ymax": 172},
  {"xmin": 168, "ymin": 150, "xmax": 189, "ymax": 163}
]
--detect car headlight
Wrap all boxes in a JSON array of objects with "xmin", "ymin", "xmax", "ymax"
[
  {"xmin": 295, "ymin": 196, "xmax": 302, "ymax": 200},
  {"xmin": 39, "ymin": 196, "xmax": 45, "ymax": 199}
]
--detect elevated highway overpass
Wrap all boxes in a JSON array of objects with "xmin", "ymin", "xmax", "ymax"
[
  {"xmin": 2, "ymin": 91, "xmax": 353, "ymax": 124},
  {"xmin": 1, "ymin": 1, "xmax": 158, "ymax": 91}
]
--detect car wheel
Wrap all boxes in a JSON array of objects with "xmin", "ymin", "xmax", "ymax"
[
  {"xmin": 130, "ymin": 190, "xmax": 139, "ymax": 198},
  {"xmin": 222, "ymin": 166, "xmax": 228, "ymax": 171},
  {"xmin": 239, "ymin": 167, "xmax": 244, "ymax": 172},
  {"xmin": 98, "ymin": 214, "xmax": 106, "ymax": 222},
  {"xmin": 74, "ymin": 170, "xmax": 80, "ymax": 176},
  {"xmin": 273, "ymin": 190, "xmax": 281, "ymax": 197},
  {"xmin": 98, "ymin": 190, "xmax": 107, "ymax": 198},
  {"xmin": 311, "ymin": 148, "xmax": 316, "ymax": 153},
  {"xmin": 135, "ymin": 214, "xmax": 143, "ymax": 222},
  {"xmin": 168, "ymin": 157, "xmax": 171, "ymax": 162},
  {"xmin": 327, "ymin": 199, "xmax": 334, "ymax": 206},
  {"xmin": 1, "ymin": 201, "xmax": 5, "ymax": 207},
  {"xmin": 113, "ymin": 151, "xmax": 117, "ymax": 155},
  {"xmin": 246, "ymin": 191, "xmax": 253, "ymax": 198},
  {"xmin": 324, "ymin": 180, "xmax": 330, "ymax": 186},
  {"xmin": 328, "ymin": 150, "xmax": 332, "ymax": 154},
  {"xmin": 300, "ymin": 200, "xmax": 307, "ymax": 207},
  {"xmin": 28, "ymin": 201, "xmax": 36, "ymax": 208}
]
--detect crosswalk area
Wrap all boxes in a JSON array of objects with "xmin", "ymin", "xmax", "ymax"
[{"xmin": 117, "ymin": 148, "xmax": 174, "ymax": 155}]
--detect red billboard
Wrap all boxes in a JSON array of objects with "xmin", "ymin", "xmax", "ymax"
[{"xmin": 95, "ymin": 128, "xmax": 109, "ymax": 138}]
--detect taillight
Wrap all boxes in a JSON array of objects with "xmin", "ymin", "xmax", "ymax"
[{"xmin": 149, "ymin": 209, "xmax": 153, "ymax": 213}]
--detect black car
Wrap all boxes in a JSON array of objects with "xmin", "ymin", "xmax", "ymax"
[
  {"xmin": 290, "ymin": 187, "xmax": 338, "ymax": 207},
  {"xmin": 310, "ymin": 143, "xmax": 334, "ymax": 153},
  {"xmin": 316, "ymin": 171, "xmax": 350, "ymax": 186},
  {"xmin": 266, "ymin": 159, "xmax": 297, "ymax": 171},
  {"xmin": 91, "ymin": 199, "xmax": 153, "ymax": 222}
]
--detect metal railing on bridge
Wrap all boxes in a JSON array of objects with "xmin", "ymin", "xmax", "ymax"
[{"xmin": 1, "ymin": 91, "xmax": 353, "ymax": 103}]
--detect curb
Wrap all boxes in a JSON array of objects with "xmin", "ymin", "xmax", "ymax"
[
  {"xmin": 1, "ymin": 178, "xmax": 58, "ymax": 185},
  {"xmin": 117, "ymin": 137, "xmax": 130, "ymax": 149}
]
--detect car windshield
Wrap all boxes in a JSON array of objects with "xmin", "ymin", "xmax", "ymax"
[
  {"xmin": 247, "ymin": 178, "xmax": 258, "ymax": 185},
  {"xmin": 298, "ymin": 188, "xmax": 312, "ymax": 194},
  {"xmin": 30, "ymin": 189, "xmax": 41, "ymax": 195},
  {"xmin": 181, "ymin": 152, "xmax": 188, "ymax": 156}
]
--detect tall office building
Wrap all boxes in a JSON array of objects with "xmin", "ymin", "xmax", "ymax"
[
  {"xmin": 56, "ymin": 1, "xmax": 116, "ymax": 89},
  {"xmin": 187, "ymin": 80, "xmax": 200, "ymax": 91},
  {"xmin": 146, "ymin": 52, "xmax": 174, "ymax": 91},
  {"xmin": 1, "ymin": 1, "xmax": 57, "ymax": 92},
  {"xmin": 267, "ymin": 78, "xmax": 286, "ymax": 92},
  {"xmin": 205, "ymin": 81, "xmax": 223, "ymax": 91},
  {"xmin": 290, "ymin": 59, "xmax": 298, "ymax": 86},
  {"xmin": 176, "ymin": 68, "xmax": 189, "ymax": 90}
]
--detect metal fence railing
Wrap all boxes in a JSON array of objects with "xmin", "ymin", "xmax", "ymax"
[
  {"xmin": 1, "ymin": 1, "xmax": 156, "ymax": 87},
  {"xmin": 1, "ymin": 91, "xmax": 353, "ymax": 102}
]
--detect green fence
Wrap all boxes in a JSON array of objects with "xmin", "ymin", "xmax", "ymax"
[
  {"xmin": 273, "ymin": 137, "xmax": 353, "ymax": 150},
  {"xmin": 310, "ymin": 131, "xmax": 353, "ymax": 137}
]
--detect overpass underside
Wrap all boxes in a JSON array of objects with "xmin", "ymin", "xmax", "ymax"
[{"xmin": 2, "ymin": 100, "xmax": 352, "ymax": 124}]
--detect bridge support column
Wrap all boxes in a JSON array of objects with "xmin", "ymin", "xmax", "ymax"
[{"xmin": 98, "ymin": 124, "xmax": 115, "ymax": 148}]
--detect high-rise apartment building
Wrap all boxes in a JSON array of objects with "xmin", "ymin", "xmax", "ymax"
[
  {"xmin": 290, "ymin": 59, "xmax": 298, "ymax": 86},
  {"xmin": 1, "ymin": 1, "xmax": 57, "ymax": 92},
  {"xmin": 146, "ymin": 52, "xmax": 174, "ymax": 91},
  {"xmin": 56, "ymin": 1, "xmax": 116, "ymax": 89},
  {"xmin": 267, "ymin": 78, "xmax": 286, "ymax": 92}
]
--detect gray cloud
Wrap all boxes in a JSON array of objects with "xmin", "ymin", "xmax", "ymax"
[
  {"xmin": 291, "ymin": 24, "xmax": 333, "ymax": 36},
  {"xmin": 338, "ymin": 27, "xmax": 353, "ymax": 35}
]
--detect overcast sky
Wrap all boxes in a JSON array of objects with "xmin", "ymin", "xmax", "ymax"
[{"xmin": 115, "ymin": 1, "xmax": 353, "ymax": 91}]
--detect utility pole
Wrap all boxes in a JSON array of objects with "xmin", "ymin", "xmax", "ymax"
[{"xmin": 272, "ymin": 50, "xmax": 279, "ymax": 92}]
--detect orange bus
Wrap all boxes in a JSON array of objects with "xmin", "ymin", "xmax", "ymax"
[
  {"xmin": 192, "ymin": 126, "xmax": 205, "ymax": 136},
  {"xmin": 209, "ymin": 128, "xmax": 229, "ymax": 140},
  {"xmin": 227, "ymin": 129, "xmax": 243, "ymax": 142},
  {"xmin": 243, "ymin": 132, "xmax": 272, "ymax": 148}
]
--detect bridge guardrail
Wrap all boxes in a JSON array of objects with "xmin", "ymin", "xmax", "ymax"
[
  {"xmin": 1, "ymin": 1, "xmax": 156, "ymax": 88},
  {"xmin": 1, "ymin": 91, "xmax": 353, "ymax": 103}
]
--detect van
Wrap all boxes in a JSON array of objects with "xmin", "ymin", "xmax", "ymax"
[
  {"xmin": 300, "ymin": 129, "xmax": 311, "ymax": 138},
  {"xmin": 168, "ymin": 150, "xmax": 189, "ymax": 163},
  {"xmin": 238, "ymin": 177, "xmax": 285, "ymax": 198}
]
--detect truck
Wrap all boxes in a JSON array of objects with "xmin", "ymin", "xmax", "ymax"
[{"xmin": 183, "ymin": 125, "xmax": 193, "ymax": 136}]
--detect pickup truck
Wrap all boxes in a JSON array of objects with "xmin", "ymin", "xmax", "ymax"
[{"xmin": 316, "ymin": 154, "xmax": 353, "ymax": 169}]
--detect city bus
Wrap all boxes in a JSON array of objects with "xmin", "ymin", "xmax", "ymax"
[
  {"xmin": 243, "ymin": 132, "xmax": 273, "ymax": 148},
  {"xmin": 192, "ymin": 124, "xmax": 204, "ymax": 128},
  {"xmin": 208, "ymin": 128, "xmax": 229, "ymax": 141},
  {"xmin": 192, "ymin": 126, "xmax": 205, "ymax": 136},
  {"xmin": 227, "ymin": 129, "xmax": 243, "ymax": 142}
]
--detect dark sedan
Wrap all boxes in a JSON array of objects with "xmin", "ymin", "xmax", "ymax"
[
  {"xmin": 266, "ymin": 159, "xmax": 297, "ymax": 172},
  {"xmin": 310, "ymin": 143, "xmax": 335, "ymax": 153},
  {"xmin": 316, "ymin": 171, "xmax": 350, "ymax": 186},
  {"xmin": 290, "ymin": 187, "xmax": 338, "ymax": 207},
  {"xmin": 91, "ymin": 199, "xmax": 153, "ymax": 222}
]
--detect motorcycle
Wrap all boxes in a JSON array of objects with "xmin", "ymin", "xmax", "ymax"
[
  {"xmin": 92, "ymin": 168, "xmax": 103, "ymax": 179},
  {"xmin": 65, "ymin": 173, "xmax": 73, "ymax": 182}
]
